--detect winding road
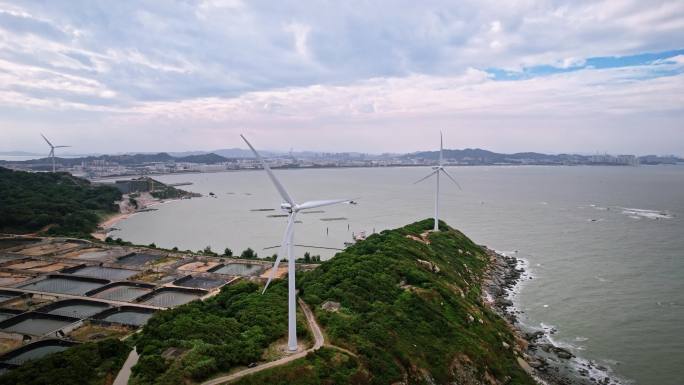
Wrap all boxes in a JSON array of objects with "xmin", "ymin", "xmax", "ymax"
[{"xmin": 200, "ymin": 298, "xmax": 324, "ymax": 385}]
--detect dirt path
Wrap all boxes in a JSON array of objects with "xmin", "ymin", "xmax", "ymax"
[
  {"xmin": 200, "ymin": 298, "xmax": 325, "ymax": 385},
  {"xmin": 112, "ymin": 347, "xmax": 139, "ymax": 385}
]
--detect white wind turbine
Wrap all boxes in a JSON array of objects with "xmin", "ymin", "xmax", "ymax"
[
  {"xmin": 41, "ymin": 134, "xmax": 71, "ymax": 173},
  {"xmin": 414, "ymin": 131, "xmax": 461, "ymax": 231},
  {"xmin": 241, "ymin": 134, "xmax": 353, "ymax": 352}
]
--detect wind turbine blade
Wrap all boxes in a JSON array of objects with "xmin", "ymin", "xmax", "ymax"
[
  {"xmin": 439, "ymin": 131, "xmax": 443, "ymax": 166},
  {"xmin": 297, "ymin": 198, "xmax": 353, "ymax": 210},
  {"xmin": 41, "ymin": 134, "xmax": 53, "ymax": 147},
  {"xmin": 54, "ymin": 145, "xmax": 70, "ymax": 148},
  {"xmin": 241, "ymin": 135, "xmax": 295, "ymax": 206},
  {"xmin": 263, "ymin": 214, "xmax": 295, "ymax": 293},
  {"xmin": 441, "ymin": 169, "xmax": 462, "ymax": 190},
  {"xmin": 413, "ymin": 170, "xmax": 438, "ymax": 184}
]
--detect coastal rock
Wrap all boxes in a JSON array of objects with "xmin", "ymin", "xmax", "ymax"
[
  {"xmin": 553, "ymin": 347, "xmax": 574, "ymax": 360},
  {"xmin": 525, "ymin": 331, "xmax": 544, "ymax": 342},
  {"xmin": 516, "ymin": 357, "xmax": 535, "ymax": 376}
]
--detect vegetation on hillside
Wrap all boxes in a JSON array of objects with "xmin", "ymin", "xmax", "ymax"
[
  {"xmin": 0, "ymin": 339, "xmax": 129, "ymax": 385},
  {"xmin": 295, "ymin": 219, "xmax": 535, "ymax": 384},
  {"xmin": 0, "ymin": 167, "xmax": 121, "ymax": 237},
  {"xmin": 0, "ymin": 219, "xmax": 534, "ymax": 385},
  {"xmin": 233, "ymin": 348, "xmax": 364, "ymax": 385},
  {"xmin": 129, "ymin": 280, "xmax": 309, "ymax": 385}
]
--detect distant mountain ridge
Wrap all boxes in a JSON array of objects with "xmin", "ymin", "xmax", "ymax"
[
  {"xmin": 0, "ymin": 152, "xmax": 234, "ymax": 165},
  {"xmin": 1, "ymin": 148, "xmax": 681, "ymax": 166},
  {"xmin": 406, "ymin": 148, "xmax": 579, "ymax": 164},
  {"xmin": 403, "ymin": 148, "xmax": 682, "ymax": 165}
]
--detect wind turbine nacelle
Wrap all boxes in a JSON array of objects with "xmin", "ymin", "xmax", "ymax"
[
  {"xmin": 280, "ymin": 203, "xmax": 293, "ymax": 212},
  {"xmin": 432, "ymin": 166, "xmax": 441, "ymax": 170}
]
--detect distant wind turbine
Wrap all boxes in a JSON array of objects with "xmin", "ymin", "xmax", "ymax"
[
  {"xmin": 241, "ymin": 134, "xmax": 353, "ymax": 352},
  {"xmin": 414, "ymin": 131, "xmax": 462, "ymax": 231},
  {"xmin": 41, "ymin": 134, "xmax": 70, "ymax": 173}
]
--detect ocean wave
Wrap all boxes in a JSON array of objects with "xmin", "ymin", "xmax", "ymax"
[
  {"xmin": 507, "ymin": 270, "xmax": 629, "ymax": 384},
  {"xmin": 618, "ymin": 207, "xmax": 674, "ymax": 220}
]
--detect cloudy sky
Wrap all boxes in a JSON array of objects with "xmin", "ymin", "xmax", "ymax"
[{"xmin": 0, "ymin": 0, "xmax": 683, "ymax": 155}]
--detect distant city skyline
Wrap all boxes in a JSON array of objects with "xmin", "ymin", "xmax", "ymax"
[{"xmin": 0, "ymin": 1, "xmax": 683, "ymax": 155}]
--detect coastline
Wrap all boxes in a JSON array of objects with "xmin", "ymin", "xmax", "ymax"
[
  {"xmin": 482, "ymin": 247, "xmax": 624, "ymax": 385},
  {"xmin": 92, "ymin": 195, "xmax": 185, "ymax": 241}
]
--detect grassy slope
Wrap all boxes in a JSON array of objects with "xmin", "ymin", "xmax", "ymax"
[
  {"xmin": 129, "ymin": 281, "xmax": 310, "ymax": 385},
  {"xmin": 0, "ymin": 167, "xmax": 121, "ymax": 237},
  {"xmin": 236, "ymin": 219, "xmax": 535, "ymax": 385},
  {"xmin": 0, "ymin": 339, "xmax": 130, "ymax": 385}
]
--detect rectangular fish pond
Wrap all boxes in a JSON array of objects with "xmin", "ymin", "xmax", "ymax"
[
  {"xmin": 209, "ymin": 263, "xmax": 264, "ymax": 276},
  {"xmin": 116, "ymin": 253, "xmax": 161, "ymax": 266},
  {"xmin": 0, "ymin": 312, "xmax": 79, "ymax": 336},
  {"xmin": 0, "ymin": 237, "xmax": 39, "ymax": 250},
  {"xmin": 37, "ymin": 299, "xmax": 110, "ymax": 319},
  {"xmin": 0, "ymin": 290, "xmax": 21, "ymax": 303},
  {"xmin": 62, "ymin": 265, "xmax": 138, "ymax": 281},
  {"xmin": 137, "ymin": 287, "xmax": 207, "ymax": 307},
  {"xmin": 173, "ymin": 275, "xmax": 226, "ymax": 290},
  {"xmin": 0, "ymin": 309, "xmax": 22, "ymax": 322},
  {"xmin": 93, "ymin": 306, "xmax": 156, "ymax": 327},
  {"xmin": 19, "ymin": 275, "xmax": 108, "ymax": 295},
  {"xmin": 0, "ymin": 339, "xmax": 76, "ymax": 366},
  {"xmin": 86, "ymin": 282, "xmax": 154, "ymax": 302}
]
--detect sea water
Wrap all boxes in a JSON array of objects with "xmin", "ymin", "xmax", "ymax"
[{"xmin": 114, "ymin": 165, "xmax": 684, "ymax": 385}]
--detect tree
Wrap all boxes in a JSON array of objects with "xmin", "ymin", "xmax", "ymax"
[
  {"xmin": 304, "ymin": 252, "xmax": 311, "ymax": 263},
  {"xmin": 240, "ymin": 248, "xmax": 257, "ymax": 259},
  {"xmin": 224, "ymin": 248, "xmax": 233, "ymax": 257}
]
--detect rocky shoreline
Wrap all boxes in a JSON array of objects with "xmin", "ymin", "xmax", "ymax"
[{"xmin": 482, "ymin": 247, "xmax": 622, "ymax": 385}]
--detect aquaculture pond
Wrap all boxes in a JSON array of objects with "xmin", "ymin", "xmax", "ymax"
[
  {"xmin": 43, "ymin": 301, "xmax": 109, "ymax": 319},
  {"xmin": 66, "ymin": 266, "xmax": 137, "ymax": 280},
  {"xmin": 99, "ymin": 308, "xmax": 154, "ymax": 326},
  {"xmin": 0, "ymin": 292, "xmax": 19, "ymax": 302},
  {"xmin": 91, "ymin": 286, "xmax": 151, "ymax": 302},
  {"xmin": 2, "ymin": 341, "xmax": 74, "ymax": 365},
  {"xmin": 173, "ymin": 276, "xmax": 225, "ymax": 289},
  {"xmin": 0, "ymin": 310, "xmax": 21, "ymax": 322},
  {"xmin": 210, "ymin": 263, "xmax": 263, "ymax": 276},
  {"xmin": 116, "ymin": 253, "xmax": 160, "ymax": 266},
  {"xmin": 140, "ymin": 289, "xmax": 203, "ymax": 307},
  {"xmin": 1, "ymin": 315, "xmax": 75, "ymax": 336},
  {"xmin": 19, "ymin": 277, "xmax": 106, "ymax": 295}
]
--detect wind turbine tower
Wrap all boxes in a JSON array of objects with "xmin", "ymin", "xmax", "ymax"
[
  {"xmin": 241, "ymin": 135, "xmax": 352, "ymax": 352},
  {"xmin": 414, "ymin": 131, "xmax": 461, "ymax": 231},
  {"xmin": 41, "ymin": 134, "xmax": 71, "ymax": 173}
]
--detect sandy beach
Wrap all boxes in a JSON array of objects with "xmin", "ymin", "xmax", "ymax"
[
  {"xmin": 92, "ymin": 194, "xmax": 189, "ymax": 241},
  {"xmin": 92, "ymin": 212, "xmax": 135, "ymax": 241}
]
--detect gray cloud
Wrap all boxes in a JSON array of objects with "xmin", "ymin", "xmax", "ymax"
[{"xmin": 0, "ymin": 0, "xmax": 683, "ymax": 154}]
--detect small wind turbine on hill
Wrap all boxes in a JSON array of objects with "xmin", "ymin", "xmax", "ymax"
[
  {"xmin": 414, "ymin": 131, "xmax": 462, "ymax": 231},
  {"xmin": 241, "ymin": 134, "xmax": 353, "ymax": 352},
  {"xmin": 41, "ymin": 134, "xmax": 70, "ymax": 173}
]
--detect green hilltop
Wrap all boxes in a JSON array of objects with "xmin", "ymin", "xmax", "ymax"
[{"xmin": 234, "ymin": 219, "xmax": 535, "ymax": 384}]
